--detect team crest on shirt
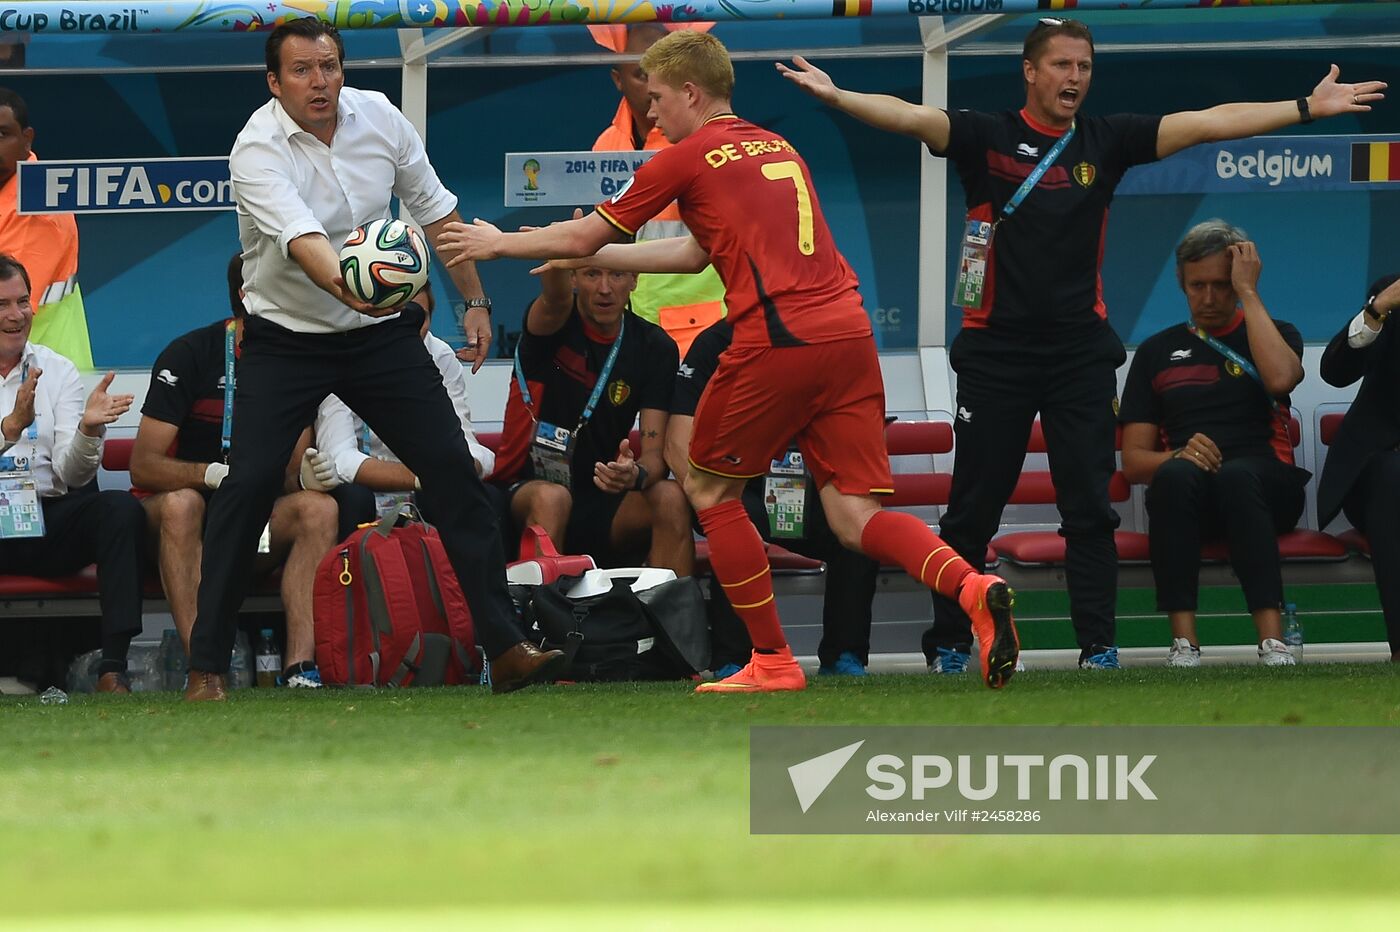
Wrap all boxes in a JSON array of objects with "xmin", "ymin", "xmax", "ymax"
[
  {"xmin": 608, "ymin": 379, "xmax": 631, "ymax": 405},
  {"xmin": 1072, "ymin": 162, "xmax": 1097, "ymax": 188},
  {"xmin": 1225, "ymin": 360, "xmax": 1245, "ymax": 378}
]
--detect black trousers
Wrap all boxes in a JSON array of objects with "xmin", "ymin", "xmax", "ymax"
[
  {"xmin": 925, "ymin": 324, "xmax": 1125, "ymax": 657},
  {"xmin": 1147, "ymin": 456, "xmax": 1305, "ymax": 612},
  {"xmin": 189, "ymin": 313, "xmax": 527, "ymax": 673},
  {"xmin": 709, "ymin": 484, "xmax": 878, "ymax": 668},
  {"xmin": 330, "ymin": 482, "xmax": 377, "ymax": 542},
  {"xmin": 1343, "ymin": 451, "xmax": 1400, "ymax": 652},
  {"xmin": 0, "ymin": 487, "xmax": 145, "ymax": 662}
]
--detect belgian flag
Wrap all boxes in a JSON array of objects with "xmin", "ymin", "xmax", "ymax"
[
  {"xmin": 832, "ymin": 0, "xmax": 873, "ymax": 15},
  {"xmin": 1351, "ymin": 141, "xmax": 1400, "ymax": 182}
]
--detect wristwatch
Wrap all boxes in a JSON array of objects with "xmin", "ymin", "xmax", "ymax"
[
  {"xmin": 464, "ymin": 297, "xmax": 492, "ymax": 313},
  {"xmin": 1364, "ymin": 294, "xmax": 1389, "ymax": 324},
  {"xmin": 632, "ymin": 463, "xmax": 649, "ymax": 491}
]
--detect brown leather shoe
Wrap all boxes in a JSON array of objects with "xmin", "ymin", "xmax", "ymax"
[
  {"xmin": 490, "ymin": 642, "xmax": 567, "ymax": 695},
  {"xmin": 183, "ymin": 670, "xmax": 228, "ymax": 702},
  {"xmin": 95, "ymin": 671, "xmax": 132, "ymax": 695}
]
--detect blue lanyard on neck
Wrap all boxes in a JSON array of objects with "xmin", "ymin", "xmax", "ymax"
[
  {"xmin": 1001, "ymin": 120, "xmax": 1076, "ymax": 222},
  {"xmin": 514, "ymin": 315, "xmax": 626, "ymax": 433},
  {"xmin": 222, "ymin": 320, "xmax": 236, "ymax": 462},
  {"xmin": 1187, "ymin": 322, "xmax": 1287, "ymax": 416}
]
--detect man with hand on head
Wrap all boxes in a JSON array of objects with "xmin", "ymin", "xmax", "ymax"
[
  {"xmin": 1119, "ymin": 221, "xmax": 1307, "ymax": 668},
  {"xmin": 182, "ymin": 16, "xmax": 564, "ymax": 701},
  {"xmin": 0, "ymin": 254, "xmax": 142, "ymax": 693},
  {"xmin": 779, "ymin": 18, "xmax": 1384, "ymax": 670}
]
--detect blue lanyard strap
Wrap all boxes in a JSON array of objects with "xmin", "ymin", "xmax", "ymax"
[
  {"xmin": 514, "ymin": 316, "xmax": 627, "ymax": 433},
  {"xmin": 221, "ymin": 320, "xmax": 236, "ymax": 461},
  {"xmin": 1186, "ymin": 323, "xmax": 1287, "ymax": 416},
  {"xmin": 1001, "ymin": 120, "xmax": 1075, "ymax": 222}
]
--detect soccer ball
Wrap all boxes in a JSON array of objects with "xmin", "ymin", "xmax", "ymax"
[{"xmin": 339, "ymin": 218, "xmax": 429, "ymax": 309}]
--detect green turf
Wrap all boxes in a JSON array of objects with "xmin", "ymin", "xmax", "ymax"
[{"xmin": 2, "ymin": 666, "xmax": 1399, "ymax": 926}]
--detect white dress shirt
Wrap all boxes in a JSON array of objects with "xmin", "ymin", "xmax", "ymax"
[
  {"xmin": 230, "ymin": 87, "xmax": 458, "ymax": 334},
  {"xmin": 315, "ymin": 333, "xmax": 495, "ymax": 482},
  {"xmin": 1347, "ymin": 310, "xmax": 1384, "ymax": 349},
  {"xmin": 0, "ymin": 342, "xmax": 102, "ymax": 497}
]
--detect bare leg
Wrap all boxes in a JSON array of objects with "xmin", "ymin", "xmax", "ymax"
[
  {"xmin": 143, "ymin": 490, "xmax": 207, "ymax": 653},
  {"xmin": 266, "ymin": 491, "xmax": 339, "ymax": 666}
]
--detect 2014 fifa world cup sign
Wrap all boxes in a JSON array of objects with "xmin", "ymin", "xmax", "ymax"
[{"xmin": 0, "ymin": 0, "xmax": 1392, "ymax": 35}]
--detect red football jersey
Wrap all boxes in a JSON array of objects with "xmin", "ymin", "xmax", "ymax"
[{"xmin": 596, "ymin": 115, "xmax": 871, "ymax": 348}]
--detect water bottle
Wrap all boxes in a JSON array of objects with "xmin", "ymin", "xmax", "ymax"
[
  {"xmin": 158, "ymin": 628, "xmax": 185, "ymax": 692},
  {"xmin": 1283, "ymin": 602, "xmax": 1304, "ymax": 660},
  {"xmin": 39, "ymin": 686, "xmax": 68, "ymax": 705},
  {"xmin": 228, "ymin": 630, "xmax": 253, "ymax": 690},
  {"xmin": 255, "ymin": 629, "xmax": 281, "ymax": 689}
]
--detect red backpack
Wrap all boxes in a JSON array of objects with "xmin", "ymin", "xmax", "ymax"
[{"xmin": 313, "ymin": 510, "xmax": 477, "ymax": 687}]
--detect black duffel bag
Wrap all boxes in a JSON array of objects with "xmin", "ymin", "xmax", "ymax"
[{"xmin": 524, "ymin": 570, "xmax": 710, "ymax": 682}]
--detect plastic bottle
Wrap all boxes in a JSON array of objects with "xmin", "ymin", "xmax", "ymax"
[
  {"xmin": 1283, "ymin": 602, "xmax": 1304, "ymax": 660},
  {"xmin": 158, "ymin": 628, "xmax": 185, "ymax": 692},
  {"xmin": 255, "ymin": 628, "xmax": 282, "ymax": 689},
  {"xmin": 228, "ymin": 630, "xmax": 253, "ymax": 690}
]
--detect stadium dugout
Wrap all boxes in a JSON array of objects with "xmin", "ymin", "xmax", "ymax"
[{"xmin": 2, "ymin": 4, "xmax": 1399, "ymax": 661}]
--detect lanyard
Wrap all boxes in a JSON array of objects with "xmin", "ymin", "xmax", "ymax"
[
  {"xmin": 514, "ymin": 316, "xmax": 626, "ymax": 434},
  {"xmin": 221, "ymin": 320, "xmax": 236, "ymax": 462},
  {"xmin": 1000, "ymin": 120, "xmax": 1076, "ymax": 222},
  {"xmin": 359, "ymin": 420, "xmax": 372, "ymax": 455},
  {"xmin": 1186, "ymin": 323, "xmax": 1287, "ymax": 417}
]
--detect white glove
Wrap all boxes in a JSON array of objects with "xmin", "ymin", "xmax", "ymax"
[
  {"xmin": 299, "ymin": 447, "xmax": 342, "ymax": 492},
  {"xmin": 204, "ymin": 461, "xmax": 229, "ymax": 490}
]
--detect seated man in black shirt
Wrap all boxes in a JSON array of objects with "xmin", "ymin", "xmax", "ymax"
[
  {"xmin": 1317, "ymin": 273, "xmax": 1400, "ymax": 663},
  {"xmin": 669, "ymin": 319, "xmax": 878, "ymax": 677},
  {"xmin": 1119, "ymin": 221, "xmax": 1307, "ymax": 668},
  {"xmin": 129, "ymin": 254, "xmax": 337, "ymax": 687},
  {"xmin": 492, "ymin": 260, "xmax": 691, "ymax": 571}
]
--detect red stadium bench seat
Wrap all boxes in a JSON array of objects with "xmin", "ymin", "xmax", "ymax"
[{"xmin": 1318, "ymin": 411, "xmax": 1371, "ymax": 557}]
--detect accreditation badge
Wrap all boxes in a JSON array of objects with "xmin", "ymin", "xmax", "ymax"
[
  {"xmin": 0, "ymin": 470, "xmax": 45, "ymax": 539},
  {"xmin": 529, "ymin": 420, "xmax": 576, "ymax": 490},
  {"xmin": 952, "ymin": 218, "xmax": 994, "ymax": 310},
  {"xmin": 764, "ymin": 450, "xmax": 808, "ymax": 540}
]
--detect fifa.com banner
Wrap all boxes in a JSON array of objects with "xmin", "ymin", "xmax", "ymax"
[
  {"xmin": 16, "ymin": 158, "xmax": 234, "ymax": 215},
  {"xmin": 751, "ymin": 726, "xmax": 1400, "ymax": 835}
]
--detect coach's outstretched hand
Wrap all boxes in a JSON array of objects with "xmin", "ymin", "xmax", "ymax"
[
  {"xmin": 775, "ymin": 56, "xmax": 841, "ymax": 105},
  {"xmin": 437, "ymin": 218, "xmax": 503, "ymax": 268},
  {"xmin": 1307, "ymin": 64, "xmax": 1386, "ymax": 119}
]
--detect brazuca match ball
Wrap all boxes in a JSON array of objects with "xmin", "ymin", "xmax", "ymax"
[{"xmin": 339, "ymin": 218, "xmax": 429, "ymax": 309}]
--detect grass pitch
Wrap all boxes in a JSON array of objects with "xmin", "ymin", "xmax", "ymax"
[{"xmin": 2, "ymin": 664, "xmax": 1399, "ymax": 928}]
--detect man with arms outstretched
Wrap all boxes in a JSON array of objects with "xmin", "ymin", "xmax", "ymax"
[{"xmin": 779, "ymin": 18, "xmax": 1384, "ymax": 670}]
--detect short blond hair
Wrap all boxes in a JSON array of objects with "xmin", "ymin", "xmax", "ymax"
[{"xmin": 640, "ymin": 31, "xmax": 734, "ymax": 102}]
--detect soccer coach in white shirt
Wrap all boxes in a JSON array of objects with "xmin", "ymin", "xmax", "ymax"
[{"xmin": 184, "ymin": 17, "xmax": 565, "ymax": 700}]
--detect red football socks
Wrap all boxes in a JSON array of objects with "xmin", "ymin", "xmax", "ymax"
[
  {"xmin": 859, "ymin": 509, "xmax": 974, "ymax": 600},
  {"xmin": 697, "ymin": 499, "xmax": 787, "ymax": 651}
]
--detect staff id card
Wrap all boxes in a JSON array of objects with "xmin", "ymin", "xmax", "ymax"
[
  {"xmin": 0, "ymin": 472, "xmax": 45, "ymax": 539},
  {"xmin": 764, "ymin": 450, "xmax": 808, "ymax": 540},
  {"xmin": 952, "ymin": 219, "xmax": 993, "ymax": 310},
  {"xmin": 530, "ymin": 421, "xmax": 576, "ymax": 490}
]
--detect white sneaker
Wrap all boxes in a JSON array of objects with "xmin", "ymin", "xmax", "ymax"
[
  {"xmin": 1258, "ymin": 638, "xmax": 1297, "ymax": 666},
  {"xmin": 1165, "ymin": 637, "xmax": 1201, "ymax": 668}
]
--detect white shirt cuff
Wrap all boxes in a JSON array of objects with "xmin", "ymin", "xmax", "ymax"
[
  {"xmin": 1348, "ymin": 310, "xmax": 1382, "ymax": 349},
  {"xmin": 335, "ymin": 448, "xmax": 371, "ymax": 486},
  {"xmin": 278, "ymin": 218, "xmax": 331, "ymax": 259}
]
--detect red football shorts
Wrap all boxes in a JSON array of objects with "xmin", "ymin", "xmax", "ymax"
[{"xmin": 688, "ymin": 337, "xmax": 894, "ymax": 496}]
